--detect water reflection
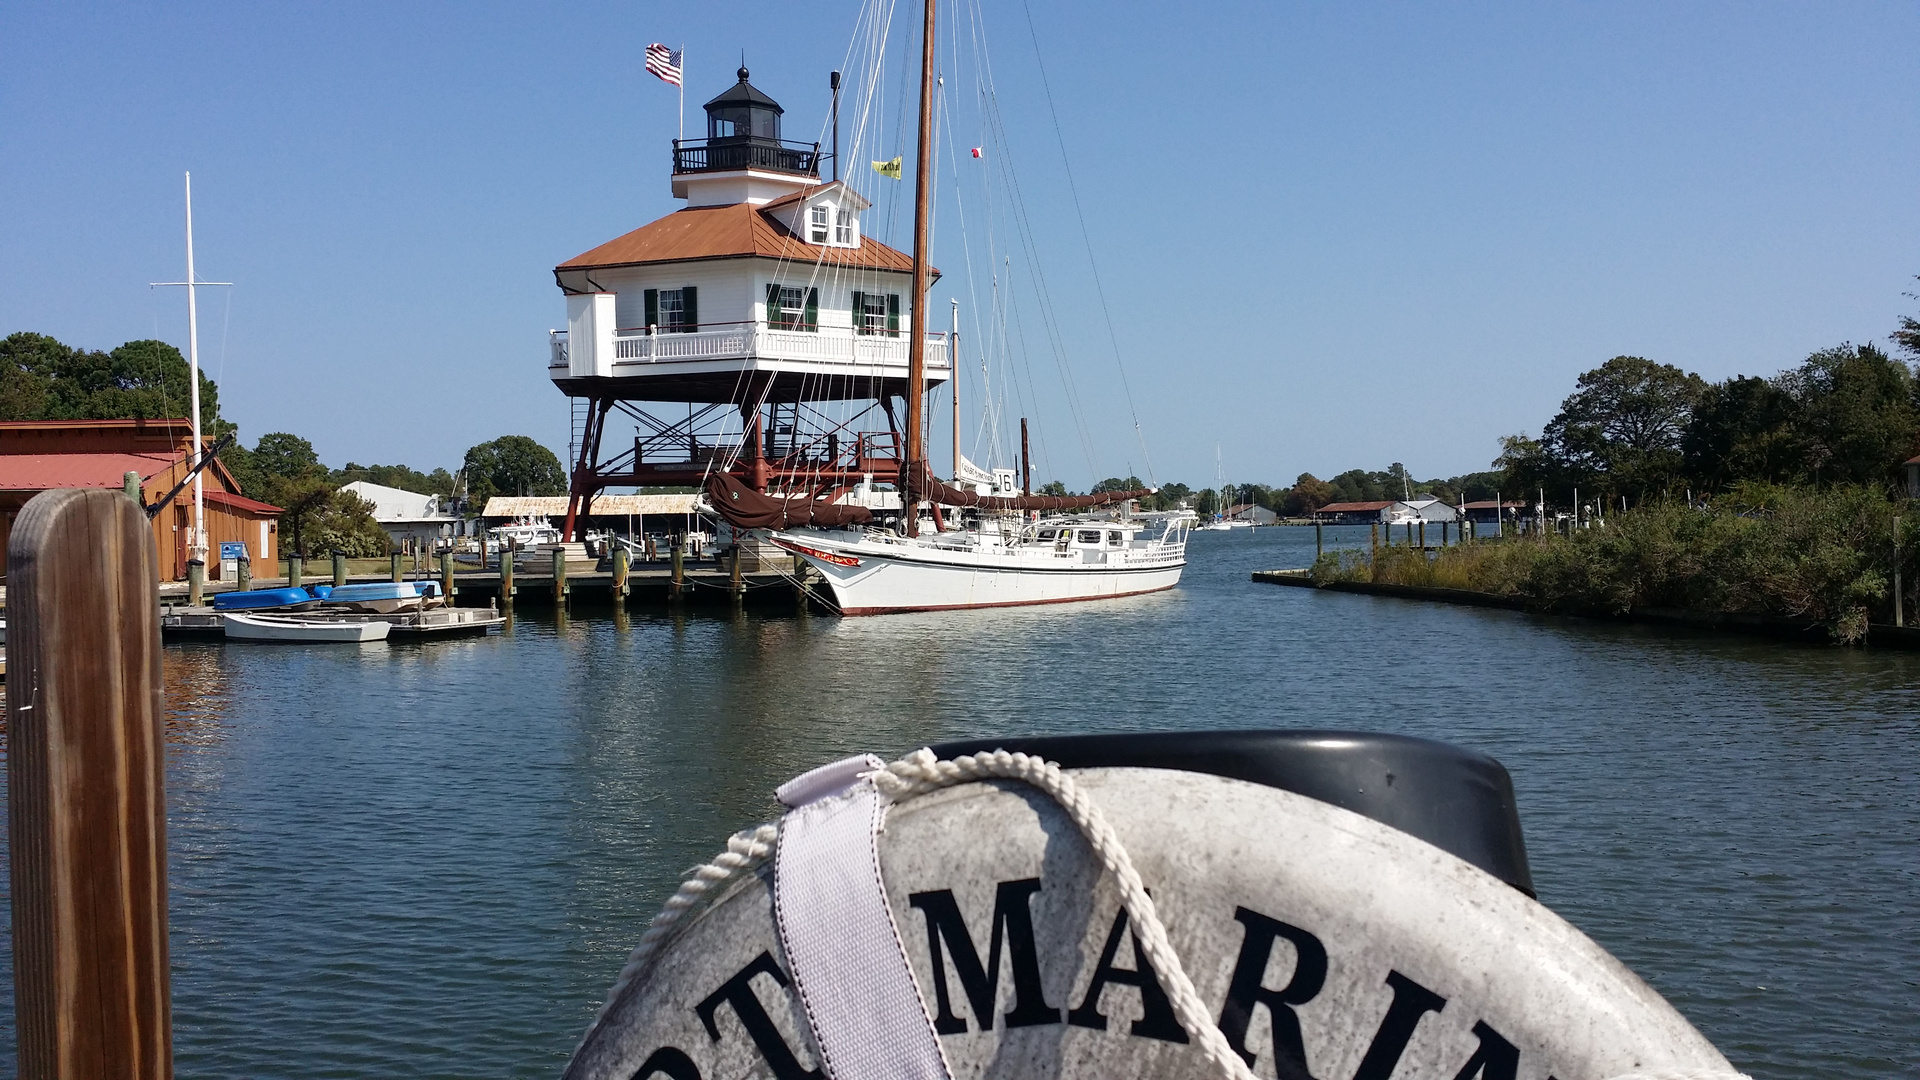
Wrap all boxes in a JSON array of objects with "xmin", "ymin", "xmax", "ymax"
[{"xmin": 0, "ymin": 526, "xmax": 1911, "ymax": 1079}]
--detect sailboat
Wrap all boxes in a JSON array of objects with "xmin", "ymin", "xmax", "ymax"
[
  {"xmin": 728, "ymin": 10, "xmax": 1192, "ymax": 615},
  {"xmin": 1198, "ymin": 444, "xmax": 1251, "ymax": 531}
]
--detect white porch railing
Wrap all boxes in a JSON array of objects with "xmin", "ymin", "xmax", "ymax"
[{"xmin": 607, "ymin": 323, "xmax": 950, "ymax": 370}]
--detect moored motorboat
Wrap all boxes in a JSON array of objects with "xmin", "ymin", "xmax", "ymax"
[{"xmin": 221, "ymin": 611, "xmax": 391, "ymax": 643}]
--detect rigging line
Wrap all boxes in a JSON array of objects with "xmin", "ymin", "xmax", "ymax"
[
  {"xmin": 1017, "ymin": 0, "xmax": 1157, "ymax": 489},
  {"xmin": 966, "ymin": 12, "xmax": 1099, "ymax": 477}
]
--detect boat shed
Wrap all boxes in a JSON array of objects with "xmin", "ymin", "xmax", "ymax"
[
  {"xmin": 338, "ymin": 480, "xmax": 462, "ymax": 549},
  {"xmin": 1392, "ymin": 497, "xmax": 1459, "ymax": 524},
  {"xmin": 1459, "ymin": 500, "xmax": 1525, "ymax": 525},
  {"xmin": 1226, "ymin": 503, "xmax": 1279, "ymax": 525},
  {"xmin": 1311, "ymin": 500, "xmax": 1396, "ymax": 524},
  {"xmin": 0, "ymin": 418, "xmax": 281, "ymax": 582}
]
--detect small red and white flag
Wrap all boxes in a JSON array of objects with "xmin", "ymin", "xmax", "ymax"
[
  {"xmin": 970, "ymin": 146, "xmax": 984, "ymax": 158},
  {"xmin": 645, "ymin": 43, "xmax": 684, "ymax": 87}
]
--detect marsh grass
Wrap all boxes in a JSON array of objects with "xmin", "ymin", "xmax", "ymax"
[{"xmin": 1308, "ymin": 484, "xmax": 1916, "ymax": 641}]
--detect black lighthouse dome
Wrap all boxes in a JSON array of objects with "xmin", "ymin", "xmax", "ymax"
[{"xmin": 704, "ymin": 66, "xmax": 783, "ymax": 142}]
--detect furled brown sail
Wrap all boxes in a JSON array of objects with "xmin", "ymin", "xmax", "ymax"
[
  {"xmin": 704, "ymin": 472, "xmax": 874, "ymax": 530},
  {"xmin": 904, "ymin": 462, "xmax": 1150, "ymax": 512}
]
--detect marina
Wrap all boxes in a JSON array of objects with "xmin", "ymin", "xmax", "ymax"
[{"xmin": 4, "ymin": 2, "xmax": 1916, "ymax": 1079}]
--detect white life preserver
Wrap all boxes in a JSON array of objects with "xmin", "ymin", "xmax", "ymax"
[{"xmin": 565, "ymin": 750, "xmax": 1745, "ymax": 1080}]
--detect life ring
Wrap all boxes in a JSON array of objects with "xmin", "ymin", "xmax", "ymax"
[{"xmin": 565, "ymin": 745, "xmax": 1746, "ymax": 1080}]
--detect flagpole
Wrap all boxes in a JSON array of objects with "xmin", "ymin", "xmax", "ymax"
[
  {"xmin": 184, "ymin": 172, "xmax": 205, "ymax": 571},
  {"xmin": 678, "ymin": 44, "xmax": 685, "ymax": 142}
]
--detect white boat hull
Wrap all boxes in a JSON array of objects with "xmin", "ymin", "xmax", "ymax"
[
  {"xmin": 222, "ymin": 612, "xmax": 393, "ymax": 642},
  {"xmin": 772, "ymin": 530, "xmax": 1185, "ymax": 615}
]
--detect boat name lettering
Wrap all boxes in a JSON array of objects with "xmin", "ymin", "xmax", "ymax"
[{"xmin": 640, "ymin": 880, "xmax": 1534, "ymax": 1080}]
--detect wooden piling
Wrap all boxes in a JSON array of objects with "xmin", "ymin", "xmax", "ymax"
[
  {"xmin": 612, "ymin": 546, "xmax": 630, "ymax": 598},
  {"xmin": 236, "ymin": 557, "xmax": 251, "ymax": 592},
  {"xmin": 670, "ymin": 535, "xmax": 685, "ymax": 600},
  {"xmin": 186, "ymin": 558, "xmax": 204, "ymax": 607},
  {"xmin": 288, "ymin": 554, "xmax": 302, "ymax": 590},
  {"xmin": 1418, "ymin": 521, "xmax": 1426, "ymax": 550},
  {"xmin": 441, "ymin": 550, "xmax": 456, "ymax": 603},
  {"xmin": 331, "ymin": 551, "xmax": 346, "ymax": 587},
  {"xmin": 1895, "ymin": 515, "xmax": 1904, "ymax": 628},
  {"xmin": 390, "ymin": 552, "xmax": 402, "ymax": 583},
  {"xmin": 1370, "ymin": 521, "xmax": 1379, "ymax": 558},
  {"xmin": 1315, "ymin": 518, "xmax": 1323, "ymax": 559},
  {"xmin": 729, "ymin": 544, "xmax": 744, "ymax": 600},
  {"xmin": 123, "ymin": 470, "xmax": 142, "ymax": 505},
  {"xmin": 7, "ymin": 488, "xmax": 172, "ymax": 1080},
  {"xmin": 499, "ymin": 550, "xmax": 514, "ymax": 607},
  {"xmin": 552, "ymin": 546, "xmax": 568, "ymax": 606}
]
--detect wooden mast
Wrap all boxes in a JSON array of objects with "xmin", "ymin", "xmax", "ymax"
[{"xmin": 904, "ymin": 0, "xmax": 936, "ymax": 536}]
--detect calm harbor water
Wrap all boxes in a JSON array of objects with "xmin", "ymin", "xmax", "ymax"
[{"xmin": 1, "ymin": 525, "xmax": 1915, "ymax": 1078}]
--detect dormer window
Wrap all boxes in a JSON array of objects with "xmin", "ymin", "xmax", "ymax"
[
  {"xmin": 834, "ymin": 209, "xmax": 853, "ymax": 245},
  {"xmin": 809, "ymin": 205, "xmax": 829, "ymax": 244}
]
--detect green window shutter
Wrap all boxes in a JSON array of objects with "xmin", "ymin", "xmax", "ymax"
[
  {"xmin": 681, "ymin": 286, "xmax": 697, "ymax": 332},
  {"xmin": 887, "ymin": 293, "xmax": 900, "ymax": 337},
  {"xmin": 767, "ymin": 283, "xmax": 781, "ymax": 327},
  {"xmin": 644, "ymin": 289, "xmax": 658, "ymax": 330},
  {"xmin": 804, "ymin": 288, "xmax": 818, "ymax": 331},
  {"xmin": 851, "ymin": 290, "xmax": 866, "ymax": 335}
]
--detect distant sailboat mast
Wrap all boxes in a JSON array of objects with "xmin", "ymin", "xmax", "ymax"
[{"xmin": 904, "ymin": 0, "xmax": 937, "ymax": 536}]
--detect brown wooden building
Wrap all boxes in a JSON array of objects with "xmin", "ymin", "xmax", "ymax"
[{"xmin": 0, "ymin": 419, "xmax": 281, "ymax": 582}]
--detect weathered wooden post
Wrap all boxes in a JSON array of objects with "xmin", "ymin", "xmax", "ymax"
[
  {"xmin": 1418, "ymin": 521, "xmax": 1426, "ymax": 550},
  {"xmin": 235, "ymin": 556, "xmax": 251, "ymax": 592},
  {"xmin": 8, "ymin": 489, "xmax": 172, "ymax": 1080},
  {"xmin": 288, "ymin": 553, "xmax": 302, "ymax": 589},
  {"xmin": 499, "ymin": 549, "xmax": 515, "ymax": 608},
  {"xmin": 1315, "ymin": 518, "xmax": 1323, "ymax": 559},
  {"xmin": 478, "ymin": 534, "xmax": 488, "ymax": 570},
  {"xmin": 613, "ymin": 545, "xmax": 631, "ymax": 598},
  {"xmin": 729, "ymin": 543, "xmax": 744, "ymax": 601},
  {"xmin": 1370, "ymin": 521, "xmax": 1379, "ymax": 560},
  {"xmin": 1895, "ymin": 515, "xmax": 1904, "ymax": 628},
  {"xmin": 185, "ymin": 558, "xmax": 204, "ymax": 607},
  {"xmin": 670, "ymin": 534, "xmax": 685, "ymax": 601},
  {"xmin": 390, "ymin": 551, "xmax": 403, "ymax": 583},
  {"xmin": 440, "ymin": 549, "xmax": 456, "ymax": 604},
  {"xmin": 331, "ymin": 550, "xmax": 347, "ymax": 587},
  {"xmin": 552, "ymin": 545, "xmax": 568, "ymax": 606},
  {"xmin": 123, "ymin": 470, "xmax": 142, "ymax": 505}
]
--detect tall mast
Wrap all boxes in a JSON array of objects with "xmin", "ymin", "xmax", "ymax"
[
  {"xmin": 904, "ymin": 0, "xmax": 936, "ymax": 535},
  {"xmin": 950, "ymin": 298, "xmax": 960, "ymax": 480},
  {"xmin": 185, "ymin": 172, "xmax": 206, "ymax": 569}
]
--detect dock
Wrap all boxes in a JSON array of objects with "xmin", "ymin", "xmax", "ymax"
[{"xmin": 159, "ymin": 563, "xmax": 829, "ymax": 610}]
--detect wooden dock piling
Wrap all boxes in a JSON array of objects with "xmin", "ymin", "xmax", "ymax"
[
  {"xmin": 500, "ymin": 550, "xmax": 515, "ymax": 607},
  {"xmin": 440, "ymin": 551, "xmax": 455, "ymax": 602},
  {"xmin": 729, "ymin": 544, "xmax": 743, "ymax": 601},
  {"xmin": 552, "ymin": 546, "xmax": 568, "ymax": 606},
  {"xmin": 186, "ymin": 558, "xmax": 203, "ymax": 607},
  {"xmin": 1315, "ymin": 519, "xmax": 1323, "ymax": 559},
  {"xmin": 331, "ymin": 552, "xmax": 346, "ymax": 588},
  {"xmin": 670, "ymin": 536, "xmax": 685, "ymax": 600},
  {"xmin": 7, "ymin": 488, "xmax": 172, "ymax": 1080},
  {"xmin": 613, "ymin": 546, "xmax": 630, "ymax": 597},
  {"xmin": 390, "ymin": 552, "xmax": 402, "ymax": 583},
  {"xmin": 236, "ymin": 557, "xmax": 251, "ymax": 592},
  {"xmin": 288, "ymin": 554, "xmax": 302, "ymax": 590}
]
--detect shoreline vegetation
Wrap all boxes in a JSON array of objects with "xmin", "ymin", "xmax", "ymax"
[{"xmin": 1303, "ymin": 484, "xmax": 1917, "ymax": 643}]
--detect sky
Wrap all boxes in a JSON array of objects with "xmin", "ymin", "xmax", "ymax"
[{"xmin": 3, "ymin": 1, "xmax": 1917, "ymax": 491}]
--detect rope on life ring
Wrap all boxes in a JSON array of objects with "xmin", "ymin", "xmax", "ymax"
[{"xmin": 588, "ymin": 750, "xmax": 1756, "ymax": 1080}]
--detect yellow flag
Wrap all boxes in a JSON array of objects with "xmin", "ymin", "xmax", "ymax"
[{"xmin": 871, "ymin": 156, "xmax": 903, "ymax": 180}]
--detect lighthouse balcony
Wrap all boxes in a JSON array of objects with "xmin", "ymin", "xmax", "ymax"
[
  {"xmin": 672, "ymin": 137, "xmax": 822, "ymax": 177},
  {"xmin": 548, "ymin": 323, "xmax": 950, "ymax": 384}
]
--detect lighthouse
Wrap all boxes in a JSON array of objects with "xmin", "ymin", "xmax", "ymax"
[{"xmin": 548, "ymin": 67, "xmax": 950, "ymax": 538}]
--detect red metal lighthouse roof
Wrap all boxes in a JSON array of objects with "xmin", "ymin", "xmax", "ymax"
[{"xmin": 555, "ymin": 200, "xmax": 928, "ymax": 276}]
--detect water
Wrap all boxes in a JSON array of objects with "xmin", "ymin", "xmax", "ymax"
[{"xmin": 1, "ymin": 525, "xmax": 1914, "ymax": 1078}]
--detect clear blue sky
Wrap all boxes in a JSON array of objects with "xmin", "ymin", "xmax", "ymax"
[{"xmin": 4, "ymin": 1, "xmax": 1916, "ymax": 491}]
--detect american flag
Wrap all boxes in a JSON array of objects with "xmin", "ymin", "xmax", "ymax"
[{"xmin": 645, "ymin": 43, "xmax": 683, "ymax": 87}]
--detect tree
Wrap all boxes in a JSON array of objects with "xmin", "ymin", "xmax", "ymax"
[
  {"xmin": 1893, "ymin": 276, "xmax": 1920, "ymax": 362},
  {"xmin": 1495, "ymin": 434, "xmax": 1558, "ymax": 503},
  {"xmin": 463, "ymin": 436, "xmax": 566, "ymax": 501},
  {"xmin": 1287, "ymin": 473, "xmax": 1334, "ymax": 515},
  {"xmin": 334, "ymin": 461, "xmax": 456, "ymax": 496},
  {"xmin": 0, "ymin": 332, "xmax": 222, "ymax": 428},
  {"xmin": 1777, "ymin": 343, "xmax": 1917, "ymax": 487},
  {"xmin": 1682, "ymin": 376, "xmax": 1801, "ymax": 490},
  {"xmin": 1037, "ymin": 480, "xmax": 1069, "ymax": 497},
  {"xmin": 1091, "ymin": 476, "xmax": 1145, "ymax": 494},
  {"xmin": 1540, "ymin": 356, "xmax": 1706, "ymax": 498}
]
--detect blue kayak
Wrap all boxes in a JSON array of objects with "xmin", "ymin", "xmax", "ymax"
[{"xmin": 211, "ymin": 587, "xmax": 314, "ymax": 611}]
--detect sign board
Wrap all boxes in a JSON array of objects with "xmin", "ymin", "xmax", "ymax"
[{"xmin": 219, "ymin": 541, "xmax": 249, "ymax": 561}]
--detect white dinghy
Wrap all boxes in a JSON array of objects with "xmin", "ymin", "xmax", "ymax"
[
  {"xmin": 563, "ymin": 730, "xmax": 1749, "ymax": 1080},
  {"xmin": 222, "ymin": 611, "xmax": 391, "ymax": 643}
]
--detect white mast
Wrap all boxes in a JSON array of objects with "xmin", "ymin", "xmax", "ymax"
[{"xmin": 185, "ymin": 173, "xmax": 207, "ymax": 568}]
